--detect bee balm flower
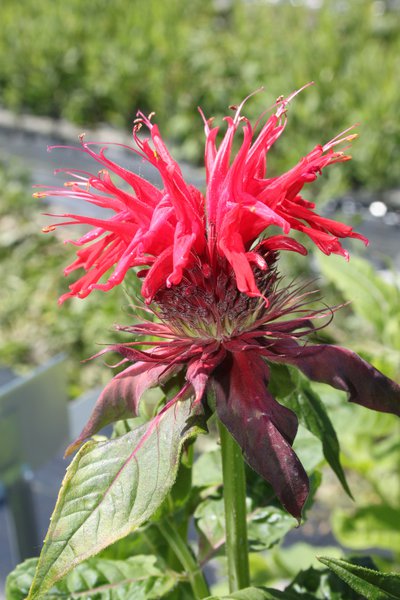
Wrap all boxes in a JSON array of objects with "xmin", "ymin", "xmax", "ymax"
[{"xmin": 38, "ymin": 88, "xmax": 399, "ymax": 519}]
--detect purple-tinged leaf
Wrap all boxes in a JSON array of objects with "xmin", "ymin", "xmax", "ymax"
[
  {"xmin": 27, "ymin": 398, "xmax": 206, "ymax": 600},
  {"xmin": 211, "ymin": 351, "xmax": 309, "ymax": 520},
  {"xmin": 287, "ymin": 344, "xmax": 400, "ymax": 417},
  {"xmin": 65, "ymin": 362, "xmax": 179, "ymax": 456}
]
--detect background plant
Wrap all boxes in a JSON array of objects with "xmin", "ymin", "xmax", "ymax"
[
  {"xmin": 1, "ymin": 0, "xmax": 400, "ymax": 193},
  {"xmin": 0, "ymin": 159, "xmax": 126, "ymax": 397},
  {"xmin": 314, "ymin": 253, "xmax": 400, "ymax": 572}
]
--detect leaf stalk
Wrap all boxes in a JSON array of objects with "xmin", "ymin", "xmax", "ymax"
[{"xmin": 156, "ymin": 519, "xmax": 210, "ymax": 599}]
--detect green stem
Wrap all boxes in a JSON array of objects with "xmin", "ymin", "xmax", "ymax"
[
  {"xmin": 218, "ymin": 421, "xmax": 250, "ymax": 592},
  {"xmin": 156, "ymin": 519, "xmax": 210, "ymax": 599}
]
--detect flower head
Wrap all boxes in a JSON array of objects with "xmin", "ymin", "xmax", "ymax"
[
  {"xmin": 39, "ymin": 88, "xmax": 399, "ymax": 519},
  {"xmin": 36, "ymin": 85, "xmax": 367, "ymax": 305}
]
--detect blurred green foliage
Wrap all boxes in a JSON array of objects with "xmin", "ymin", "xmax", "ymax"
[
  {"xmin": 1, "ymin": 0, "xmax": 400, "ymax": 194},
  {"xmin": 0, "ymin": 159, "xmax": 129, "ymax": 397},
  {"xmin": 314, "ymin": 252, "xmax": 400, "ymax": 567},
  {"xmin": 316, "ymin": 253, "xmax": 400, "ymax": 380}
]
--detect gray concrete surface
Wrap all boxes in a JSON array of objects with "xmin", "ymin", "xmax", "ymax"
[{"xmin": 0, "ymin": 452, "xmax": 72, "ymax": 597}]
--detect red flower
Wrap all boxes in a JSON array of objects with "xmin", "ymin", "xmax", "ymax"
[
  {"xmin": 39, "ymin": 88, "xmax": 399, "ymax": 519},
  {"xmin": 36, "ymin": 85, "xmax": 367, "ymax": 304},
  {"xmin": 65, "ymin": 252, "xmax": 400, "ymax": 519}
]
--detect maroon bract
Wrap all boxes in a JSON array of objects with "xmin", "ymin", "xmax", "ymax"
[{"xmin": 65, "ymin": 253, "xmax": 400, "ymax": 519}]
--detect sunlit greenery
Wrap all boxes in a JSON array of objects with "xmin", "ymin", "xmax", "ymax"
[
  {"xmin": 0, "ymin": 160, "xmax": 129, "ymax": 397},
  {"xmin": 1, "ymin": 0, "xmax": 400, "ymax": 193}
]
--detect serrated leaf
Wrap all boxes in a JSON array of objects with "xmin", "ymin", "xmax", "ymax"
[
  {"xmin": 27, "ymin": 399, "xmax": 207, "ymax": 600},
  {"xmin": 98, "ymin": 523, "xmax": 166, "ymax": 563},
  {"xmin": 318, "ymin": 556, "xmax": 400, "ymax": 599},
  {"xmin": 271, "ymin": 364, "xmax": 352, "ymax": 497},
  {"xmin": 6, "ymin": 555, "xmax": 175, "ymax": 600}
]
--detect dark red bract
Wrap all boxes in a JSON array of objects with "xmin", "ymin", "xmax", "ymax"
[{"xmin": 65, "ymin": 253, "xmax": 400, "ymax": 519}]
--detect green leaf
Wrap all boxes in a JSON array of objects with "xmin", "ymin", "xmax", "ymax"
[
  {"xmin": 195, "ymin": 497, "xmax": 225, "ymax": 559},
  {"xmin": 98, "ymin": 524, "xmax": 166, "ymax": 562},
  {"xmin": 195, "ymin": 496, "xmax": 297, "ymax": 558},
  {"xmin": 316, "ymin": 254, "xmax": 396, "ymax": 335},
  {"xmin": 111, "ymin": 416, "xmax": 147, "ymax": 438},
  {"xmin": 266, "ymin": 542, "xmax": 341, "ymax": 582},
  {"xmin": 6, "ymin": 555, "xmax": 176, "ymax": 600},
  {"xmin": 271, "ymin": 364, "xmax": 352, "ymax": 497},
  {"xmin": 162, "ymin": 581, "xmax": 195, "ymax": 600},
  {"xmin": 192, "ymin": 449, "xmax": 222, "ymax": 488},
  {"xmin": 169, "ymin": 442, "xmax": 194, "ymax": 509},
  {"xmin": 6, "ymin": 558, "xmax": 37, "ymax": 600},
  {"xmin": 27, "ymin": 399, "xmax": 207, "ymax": 600},
  {"xmin": 286, "ymin": 565, "xmax": 335, "ymax": 597},
  {"xmin": 247, "ymin": 506, "xmax": 297, "ymax": 552},
  {"xmin": 318, "ymin": 556, "xmax": 400, "ymax": 599},
  {"xmin": 333, "ymin": 505, "xmax": 400, "ymax": 553},
  {"xmin": 205, "ymin": 586, "xmax": 318, "ymax": 599},
  {"xmin": 292, "ymin": 427, "xmax": 324, "ymax": 474}
]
